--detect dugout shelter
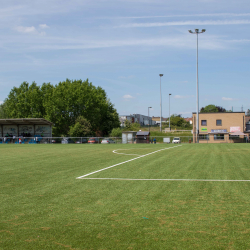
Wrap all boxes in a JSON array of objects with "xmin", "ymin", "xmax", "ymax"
[
  {"xmin": 136, "ymin": 131, "xmax": 150, "ymax": 143},
  {"xmin": 0, "ymin": 118, "xmax": 53, "ymax": 137}
]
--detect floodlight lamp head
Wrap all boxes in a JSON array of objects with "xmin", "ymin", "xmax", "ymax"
[
  {"xmin": 188, "ymin": 30, "xmax": 193, "ymax": 33},
  {"xmin": 149, "ymin": 107, "xmax": 152, "ymax": 108},
  {"xmin": 195, "ymin": 29, "xmax": 199, "ymax": 33},
  {"xmin": 159, "ymin": 74, "xmax": 163, "ymax": 77},
  {"xmin": 201, "ymin": 29, "xmax": 206, "ymax": 33},
  {"xmin": 169, "ymin": 93, "xmax": 172, "ymax": 96}
]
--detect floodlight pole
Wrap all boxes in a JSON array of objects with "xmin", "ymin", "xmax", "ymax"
[
  {"xmin": 159, "ymin": 74, "xmax": 163, "ymax": 132},
  {"xmin": 148, "ymin": 107, "xmax": 152, "ymax": 133},
  {"xmin": 169, "ymin": 94, "xmax": 171, "ymax": 130},
  {"xmin": 188, "ymin": 28, "xmax": 206, "ymax": 143}
]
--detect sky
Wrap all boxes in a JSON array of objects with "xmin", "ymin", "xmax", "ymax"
[{"xmin": 0, "ymin": 0, "xmax": 250, "ymax": 118}]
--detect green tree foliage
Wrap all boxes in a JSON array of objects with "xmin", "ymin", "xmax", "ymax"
[
  {"xmin": 169, "ymin": 115, "xmax": 184, "ymax": 127},
  {"xmin": 2, "ymin": 79, "xmax": 120, "ymax": 136},
  {"xmin": 69, "ymin": 116, "xmax": 92, "ymax": 137},
  {"xmin": 168, "ymin": 114, "xmax": 191, "ymax": 129},
  {"xmin": 110, "ymin": 127, "xmax": 122, "ymax": 137},
  {"xmin": 200, "ymin": 104, "xmax": 226, "ymax": 113},
  {"xmin": 0, "ymin": 103, "xmax": 7, "ymax": 118},
  {"xmin": 124, "ymin": 120, "xmax": 140, "ymax": 131},
  {"xmin": 3, "ymin": 81, "xmax": 46, "ymax": 118}
]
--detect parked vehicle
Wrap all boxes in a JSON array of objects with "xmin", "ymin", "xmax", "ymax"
[
  {"xmin": 51, "ymin": 139, "xmax": 61, "ymax": 144},
  {"xmin": 172, "ymin": 137, "xmax": 181, "ymax": 143},
  {"xmin": 61, "ymin": 138, "xmax": 75, "ymax": 144},
  {"xmin": 88, "ymin": 138, "xmax": 99, "ymax": 144},
  {"xmin": 75, "ymin": 138, "xmax": 88, "ymax": 144},
  {"xmin": 101, "ymin": 138, "xmax": 116, "ymax": 144}
]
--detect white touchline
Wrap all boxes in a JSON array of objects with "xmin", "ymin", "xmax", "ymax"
[
  {"xmin": 78, "ymin": 178, "xmax": 250, "ymax": 182},
  {"xmin": 76, "ymin": 145, "xmax": 182, "ymax": 179}
]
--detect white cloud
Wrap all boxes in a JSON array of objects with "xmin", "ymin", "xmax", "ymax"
[
  {"xmin": 14, "ymin": 25, "xmax": 48, "ymax": 35},
  {"xmin": 15, "ymin": 26, "xmax": 36, "ymax": 33},
  {"xmin": 123, "ymin": 94, "xmax": 134, "ymax": 99},
  {"xmin": 105, "ymin": 13, "xmax": 250, "ymax": 20},
  {"xmin": 116, "ymin": 19, "xmax": 250, "ymax": 28},
  {"xmin": 40, "ymin": 31, "xmax": 46, "ymax": 36},
  {"xmin": 174, "ymin": 95, "xmax": 194, "ymax": 99},
  {"xmin": 174, "ymin": 95, "xmax": 183, "ymax": 99},
  {"xmin": 39, "ymin": 24, "xmax": 49, "ymax": 29},
  {"xmin": 0, "ymin": 101, "xmax": 3, "ymax": 104},
  {"xmin": 119, "ymin": 75, "xmax": 135, "ymax": 79},
  {"xmin": 222, "ymin": 97, "xmax": 234, "ymax": 101},
  {"xmin": 28, "ymin": 36, "xmax": 226, "ymax": 51}
]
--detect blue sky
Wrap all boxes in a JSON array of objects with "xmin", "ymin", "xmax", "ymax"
[{"xmin": 1, "ymin": 0, "xmax": 250, "ymax": 118}]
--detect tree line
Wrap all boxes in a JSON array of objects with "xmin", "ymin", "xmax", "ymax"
[{"xmin": 0, "ymin": 79, "xmax": 120, "ymax": 137}]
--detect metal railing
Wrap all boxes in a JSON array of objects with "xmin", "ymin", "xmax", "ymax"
[
  {"xmin": 0, "ymin": 135, "xmax": 248, "ymax": 144},
  {"xmin": 0, "ymin": 136, "xmax": 192, "ymax": 144}
]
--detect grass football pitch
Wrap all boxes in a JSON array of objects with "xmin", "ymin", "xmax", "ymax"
[{"xmin": 1, "ymin": 143, "xmax": 250, "ymax": 249}]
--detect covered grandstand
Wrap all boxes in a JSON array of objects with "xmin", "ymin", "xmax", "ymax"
[{"xmin": 0, "ymin": 118, "xmax": 53, "ymax": 142}]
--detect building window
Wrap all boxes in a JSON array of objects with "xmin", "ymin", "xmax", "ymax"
[
  {"xmin": 229, "ymin": 135, "xmax": 239, "ymax": 140},
  {"xmin": 214, "ymin": 134, "xmax": 224, "ymax": 140},
  {"xmin": 201, "ymin": 120, "xmax": 207, "ymax": 126},
  {"xmin": 216, "ymin": 119, "xmax": 222, "ymax": 126},
  {"xmin": 199, "ymin": 134, "xmax": 209, "ymax": 140}
]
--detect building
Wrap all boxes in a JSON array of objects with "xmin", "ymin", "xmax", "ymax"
[
  {"xmin": 152, "ymin": 116, "xmax": 168, "ymax": 126},
  {"xmin": 119, "ymin": 114, "xmax": 156, "ymax": 127},
  {"xmin": 192, "ymin": 112, "xmax": 247, "ymax": 143},
  {"xmin": 136, "ymin": 131, "xmax": 150, "ymax": 143},
  {"xmin": 0, "ymin": 118, "xmax": 53, "ymax": 137},
  {"xmin": 122, "ymin": 131, "xmax": 137, "ymax": 144},
  {"xmin": 246, "ymin": 116, "xmax": 250, "ymax": 131},
  {"xmin": 184, "ymin": 117, "xmax": 193, "ymax": 125}
]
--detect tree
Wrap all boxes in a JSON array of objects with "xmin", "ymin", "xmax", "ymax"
[
  {"xmin": 167, "ymin": 114, "xmax": 191, "ymax": 129},
  {"xmin": 110, "ymin": 127, "xmax": 122, "ymax": 137},
  {"xmin": 0, "ymin": 102, "xmax": 7, "ymax": 118},
  {"xmin": 200, "ymin": 104, "xmax": 226, "ymax": 113},
  {"xmin": 216, "ymin": 106, "xmax": 226, "ymax": 112},
  {"xmin": 69, "ymin": 116, "xmax": 92, "ymax": 137},
  {"xmin": 169, "ymin": 115, "xmax": 185, "ymax": 127},
  {"xmin": 44, "ymin": 79, "xmax": 120, "ymax": 136},
  {"xmin": 3, "ymin": 81, "xmax": 46, "ymax": 118},
  {"xmin": 124, "ymin": 120, "xmax": 140, "ymax": 131},
  {"xmin": 2, "ymin": 79, "xmax": 120, "ymax": 136}
]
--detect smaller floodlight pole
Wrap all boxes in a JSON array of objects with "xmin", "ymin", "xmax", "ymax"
[
  {"xmin": 188, "ymin": 28, "xmax": 206, "ymax": 143},
  {"xmin": 148, "ymin": 107, "xmax": 152, "ymax": 133},
  {"xmin": 169, "ymin": 94, "xmax": 171, "ymax": 130},
  {"xmin": 159, "ymin": 74, "xmax": 163, "ymax": 132}
]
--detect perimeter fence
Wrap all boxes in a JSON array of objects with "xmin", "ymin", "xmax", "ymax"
[
  {"xmin": 0, "ymin": 136, "xmax": 193, "ymax": 144},
  {"xmin": 0, "ymin": 135, "xmax": 248, "ymax": 144}
]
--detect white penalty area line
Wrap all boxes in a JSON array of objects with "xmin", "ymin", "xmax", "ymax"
[
  {"xmin": 79, "ymin": 178, "xmax": 250, "ymax": 182},
  {"xmin": 76, "ymin": 145, "xmax": 182, "ymax": 179}
]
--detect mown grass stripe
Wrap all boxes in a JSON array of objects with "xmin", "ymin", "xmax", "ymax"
[
  {"xmin": 80, "ymin": 178, "xmax": 250, "ymax": 181},
  {"xmin": 76, "ymin": 145, "xmax": 182, "ymax": 179}
]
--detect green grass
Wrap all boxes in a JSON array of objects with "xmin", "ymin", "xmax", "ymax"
[{"xmin": 1, "ymin": 144, "xmax": 250, "ymax": 249}]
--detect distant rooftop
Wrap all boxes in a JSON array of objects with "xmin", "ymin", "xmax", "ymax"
[{"xmin": 0, "ymin": 118, "xmax": 53, "ymax": 126}]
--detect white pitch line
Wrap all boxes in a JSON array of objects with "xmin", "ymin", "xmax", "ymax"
[
  {"xmin": 112, "ymin": 149, "xmax": 140, "ymax": 156},
  {"xmin": 76, "ymin": 145, "xmax": 182, "ymax": 179},
  {"xmin": 113, "ymin": 148, "xmax": 157, "ymax": 156},
  {"xmin": 78, "ymin": 178, "xmax": 250, "ymax": 182}
]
